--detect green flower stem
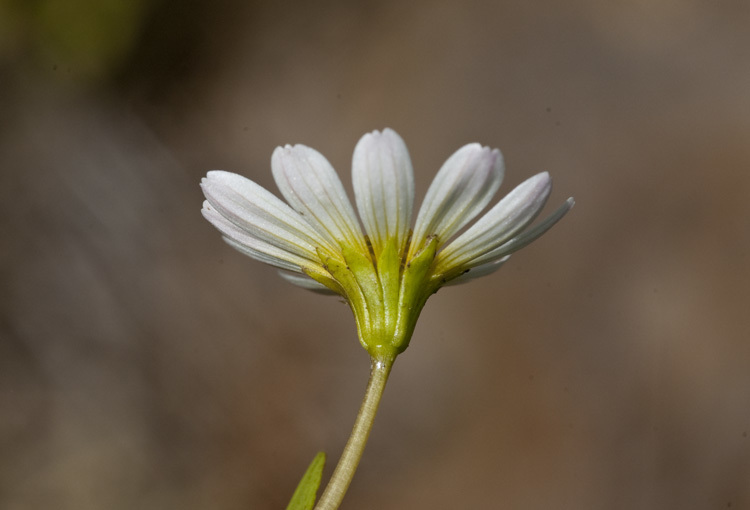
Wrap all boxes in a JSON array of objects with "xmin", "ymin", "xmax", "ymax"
[{"xmin": 314, "ymin": 355, "xmax": 395, "ymax": 510}]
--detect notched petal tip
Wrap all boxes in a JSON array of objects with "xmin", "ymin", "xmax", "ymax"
[
  {"xmin": 201, "ymin": 171, "xmax": 263, "ymax": 203},
  {"xmin": 200, "ymin": 171, "xmax": 218, "ymax": 190},
  {"xmin": 355, "ymin": 127, "xmax": 408, "ymax": 153},
  {"xmin": 202, "ymin": 169, "xmax": 241, "ymax": 187},
  {"xmin": 455, "ymin": 142, "xmax": 482, "ymax": 153},
  {"xmin": 356, "ymin": 128, "xmax": 406, "ymax": 148},
  {"xmin": 451, "ymin": 144, "xmax": 505, "ymax": 173},
  {"xmin": 509, "ymin": 172, "xmax": 553, "ymax": 210},
  {"xmin": 529, "ymin": 170, "xmax": 551, "ymax": 186},
  {"xmin": 273, "ymin": 143, "xmax": 317, "ymax": 159}
]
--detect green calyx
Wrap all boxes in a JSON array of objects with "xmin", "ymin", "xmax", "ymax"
[{"xmin": 307, "ymin": 236, "xmax": 439, "ymax": 360}]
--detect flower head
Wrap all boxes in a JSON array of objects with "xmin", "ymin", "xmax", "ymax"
[{"xmin": 202, "ymin": 129, "xmax": 573, "ymax": 361}]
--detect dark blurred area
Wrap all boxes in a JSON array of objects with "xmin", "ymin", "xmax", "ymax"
[{"xmin": 2, "ymin": 0, "xmax": 749, "ymax": 508}]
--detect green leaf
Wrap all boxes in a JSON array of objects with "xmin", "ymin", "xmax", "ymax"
[{"xmin": 285, "ymin": 451, "xmax": 326, "ymax": 510}]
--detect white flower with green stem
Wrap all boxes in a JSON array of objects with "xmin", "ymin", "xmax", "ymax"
[{"xmin": 201, "ymin": 128, "xmax": 573, "ymax": 510}]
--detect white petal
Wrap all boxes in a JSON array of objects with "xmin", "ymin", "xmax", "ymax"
[
  {"xmin": 444, "ymin": 256, "xmax": 511, "ymax": 286},
  {"xmin": 272, "ymin": 144, "xmax": 367, "ymax": 253},
  {"xmin": 459, "ymin": 197, "xmax": 574, "ymax": 269},
  {"xmin": 201, "ymin": 171, "xmax": 335, "ymax": 259},
  {"xmin": 352, "ymin": 128, "xmax": 414, "ymax": 257},
  {"xmin": 408, "ymin": 144, "xmax": 503, "ymax": 259},
  {"xmin": 277, "ymin": 271, "xmax": 338, "ymax": 295},
  {"xmin": 436, "ymin": 172, "xmax": 552, "ymax": 272},
  {"xmin": 202, "ymin": 202, "xmax": 320, "ymax": 273}
]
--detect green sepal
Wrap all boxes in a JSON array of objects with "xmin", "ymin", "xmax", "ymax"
[
  {"xmin": 317, "ymin": 249, "xmax": 370, "ymax": 347},
  {"xmin": 393, "ymin": 236, "xmax": 438, "ymax": 352},
  {"xmin": 377, "ymin": 237, "xmax": 401, "ymax": 334},
  {"xmin": 341, "ymin": 245, "xmax": 384, "ymax": 335},
  {"xmin": 285, "ymin": 451, "xmax": 326, "ymax": 510},
  {"xmin": 304, "ymin": 266, "xmax": 345, "ymax": 296}
]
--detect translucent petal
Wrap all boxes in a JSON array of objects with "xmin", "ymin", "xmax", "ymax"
[
  {"xmin": 352, "ymin": 128, "xmax": 414, "ymax": 257},
  {"xmin": 277, "ymin": 271, "xmax": 338, "ymax": 295},
  {"xmin": 444, "ymin": 255, "xmax": 511, "ymax": 286},
  {"xmin": 202, "ymin": 202, "xmax": 320, "ymax": 273},
  {"xmin": 202, "ymin": 171, "xmax": 335, "ymax": 259},
  {"xmin": 272, "ymin": 144, "xmax": 367, "ymax": 254},
  {"xmin": 408, "ymin": 144, "xmax": 503, "ymax": 259},
  {"xmin": 436, "ymin": 172, "xmax": 552, "ymax": 272}
]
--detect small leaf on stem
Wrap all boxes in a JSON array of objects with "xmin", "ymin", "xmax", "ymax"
[{"xmin": 286, "ymin": 452, "xmax": 326, "ymax": 510}]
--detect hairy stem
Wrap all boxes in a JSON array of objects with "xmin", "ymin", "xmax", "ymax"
[{"xmin": 314, "ymin": 355, "xmax": 394, "ymax": 510}]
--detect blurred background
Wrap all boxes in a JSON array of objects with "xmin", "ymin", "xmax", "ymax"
[{"xmin": 1, "ymin": 0, "xmax": 749, "ymax": 508}]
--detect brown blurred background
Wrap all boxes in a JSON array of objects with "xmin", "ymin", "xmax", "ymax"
[{"xmin": 1, "ymin": 0, "xmax": 749, "ymax": 508}]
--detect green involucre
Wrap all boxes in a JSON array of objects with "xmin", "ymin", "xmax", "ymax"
[{"xmin": 309, "ymin": 236, "xmax": 440, "ymax": 360}]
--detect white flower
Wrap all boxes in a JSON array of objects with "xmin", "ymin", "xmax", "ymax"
[{"xmin": 201, "ymin": 128, "xmax": 573, "ymax": 360}]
